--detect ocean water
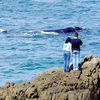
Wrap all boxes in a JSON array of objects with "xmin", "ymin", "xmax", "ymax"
[{"xmin": 0, "ymin": 0, "xmax": 100, "ymax": 85}]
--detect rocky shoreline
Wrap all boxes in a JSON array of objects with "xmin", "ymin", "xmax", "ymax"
[{"xmin": 0, "ymin": 55, "xmax": 100, "ymax": 100}]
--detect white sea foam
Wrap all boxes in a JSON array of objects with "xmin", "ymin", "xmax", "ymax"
[
  {"xmin": 14, "ymin": 32, "xmax": 33, "ymax": 37},
  {"xmin": 41, "ymin": 31, "xmax": 59, "ymax": 35},
  {"xmin": 0, "ymin": 29, "xmax": 7, "ymax": 33},
  {"xmin": 22, "ymin": 33, "xmax": 33, "ymax": 37}
]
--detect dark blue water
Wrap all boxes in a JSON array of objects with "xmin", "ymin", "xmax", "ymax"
[{"xmin": 0, "ymin": 0, "xmax": 100, "ymax": 85}]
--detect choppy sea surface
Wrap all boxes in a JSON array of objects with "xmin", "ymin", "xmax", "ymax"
[{"xmin": 0, "ymin": 0, "xmax": 100, "ymax": 85}]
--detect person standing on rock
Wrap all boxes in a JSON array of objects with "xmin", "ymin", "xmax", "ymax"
[
  {"xmin": 63, "ymin": 37, "xmax": 72, "ymax": 72},
  {"xmin": 71, "ymin": 32, "xmax": 83, "ymax": 70}
]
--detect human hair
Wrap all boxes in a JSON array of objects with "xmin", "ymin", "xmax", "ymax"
[
  {"xmin": 74, "ymin": 32, "xmax": 78, "ymax": 37},
  {"xmin": 65, "ymin": 37, "xmax": 71, "ymax": 43}
]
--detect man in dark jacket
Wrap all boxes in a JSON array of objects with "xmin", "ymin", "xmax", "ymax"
[{"xmin": 71, "ymin": 32, "xmax": 83, "ymax": 70}]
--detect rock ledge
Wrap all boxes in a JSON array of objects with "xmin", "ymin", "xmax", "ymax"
[{"xmin": 0, "ymin": 55, "xmax": 100, "ymax": 100}]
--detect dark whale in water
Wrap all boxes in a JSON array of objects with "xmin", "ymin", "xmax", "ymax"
[
  {"xmin": 42, "ymin": 27, "xmax": 82, "ymax": 34},
  {"xmin": 18, "ymin": 26, "xmax": 83, "ymax": 36}
]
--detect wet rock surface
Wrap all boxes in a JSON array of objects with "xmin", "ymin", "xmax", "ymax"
[{"xmin": 0, "ymin": 55, "xmax": 100, "ymax": 100}]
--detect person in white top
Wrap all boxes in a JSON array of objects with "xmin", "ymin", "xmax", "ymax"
[{"xmin": 63, "ymin": 37, "xmax": 72, "ymax": 72}]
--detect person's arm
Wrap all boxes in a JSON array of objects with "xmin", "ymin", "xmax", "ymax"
[
  {"xmin": 80, "ymin": 40, "xmax": 83, "ymax": 45},
  {"xmin": 69, "ymin": 43, "xmax": 72, "ymax": 56},
  {"xmin": 69, "ymin": 44, "xmax": 71, "ymax": 52}
]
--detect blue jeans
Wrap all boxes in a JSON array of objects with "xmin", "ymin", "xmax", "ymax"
[
  {"xmin": 64, "ymin": 51, "xmax": 70, "ymax": 72},
  {"xmin": 72, "ymin": 50, "xmax": 80, "ymax": 70}
]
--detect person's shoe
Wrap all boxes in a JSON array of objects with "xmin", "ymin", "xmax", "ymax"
[
  {"xmin": 64, "ymin": 69, "xmax": 66, "ymax": 72},
  {"xmin": 64, "ymin": 69, "xmax": 70, "ymax": 72},
  {"xmin": 73, "ymin": 68, "xmax": 78, "ymax": 71}
]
